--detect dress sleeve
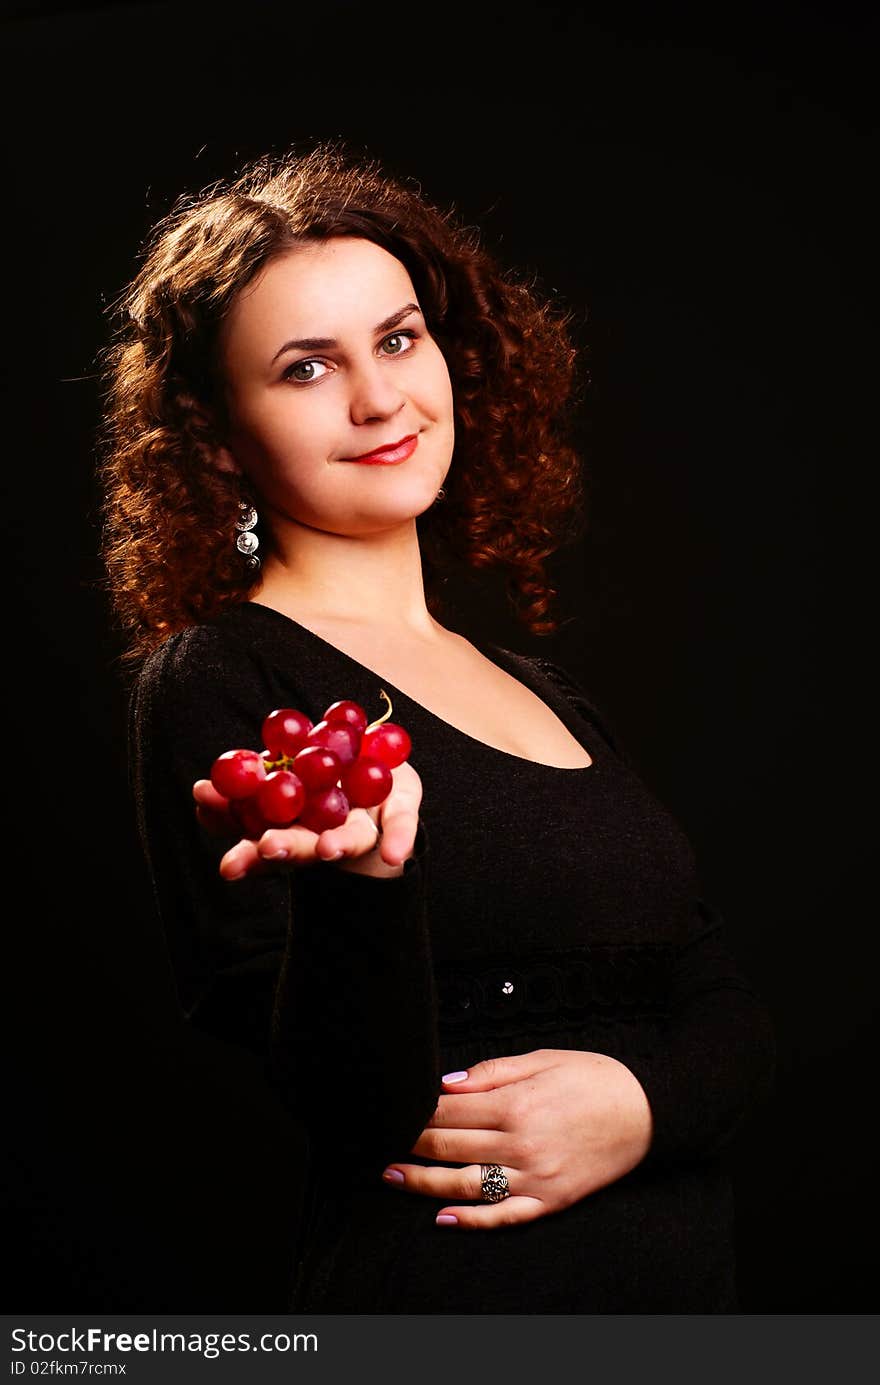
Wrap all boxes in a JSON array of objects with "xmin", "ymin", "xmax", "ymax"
[
  {"xmin": 620, "ymin": 897, "xmax": 777, "ymax": 1165},
  {"xmin": 127, "ymin": 625, "xmax": 441, "ymax": 1183},
  {"xmin": 530, "ymin": 656, "xmax": 776, "ymax": 1166}
]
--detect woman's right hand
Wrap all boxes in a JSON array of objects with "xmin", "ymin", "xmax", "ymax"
[{"xmin": 192, "ymin": 759, "xmax": 423, "ymax": 881}]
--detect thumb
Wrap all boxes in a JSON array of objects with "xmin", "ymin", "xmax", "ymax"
[{"xmin": 440, "ymin": 1051, "xmax": 551, "ymax": 1091}]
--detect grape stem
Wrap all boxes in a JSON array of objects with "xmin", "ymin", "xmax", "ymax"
[
  {"xmin": 264, "ymin": 753, "xmax": 295, "ymax": 772},
  {"xmin": 365, "ymin": 689, "xmax": 393, "ymax": 735}
]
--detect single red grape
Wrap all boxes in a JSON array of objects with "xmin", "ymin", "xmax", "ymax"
[
  {"xmin": 306, "ymin": 719, "xmax": 361, "ymax": 766},
  {"xmin": 322, "ymin": 699, "xmax": 368, "ymax": 736},
  {"xmin": 340, "ymin": 755, "xmax": 393, "ymax": 808},
  {"xmin": 296, "ymin": 786, "xmax": 350, "ymax": 833},
  {"xmin": 360, "ymin": 723, "xmax": 411, "ymax": 769},
  {"xmin": 256, "ymin": 769, "xmax": 306, "ymax": 826},
  {"xmin": 231, "ymin": 795, "xmax": 271, "ymax": 840},
  {"xmin": 211, "ymin": 749, "xmax": 267, "ymax": 800},
  {"xmin": 292, "ymin": 745, "xmax": 343, "ymax": 791},
  {"xmin": 262, "ymin": 707, "xmax": 313, "ymax": 756}
]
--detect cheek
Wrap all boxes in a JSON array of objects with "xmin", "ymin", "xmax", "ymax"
[
  {"xmin": 236, "ymin": 398, "xmax": 326, "ymax": 466},
  {"xmin": 421, "ymin": 347, "xmax": 455, "ymax": 415}
]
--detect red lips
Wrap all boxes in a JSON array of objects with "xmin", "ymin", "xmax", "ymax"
[{"xmin": 345, "ymin": 433, "xmax": 419, "ymax": 465}]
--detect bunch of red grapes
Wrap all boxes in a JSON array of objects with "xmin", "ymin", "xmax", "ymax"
[{"xmin": 209, "ymin": 689, "xmax": 411, "ymax": 839}]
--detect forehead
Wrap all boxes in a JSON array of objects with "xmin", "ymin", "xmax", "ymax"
[{"xmin": 222, "ymin": 237, "xmax": 416, "ymax": 356}]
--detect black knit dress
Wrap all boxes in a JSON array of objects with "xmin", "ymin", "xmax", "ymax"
[{"xmin": 127, "ymin": 601, "xmax": 775, "ymax": 1313}]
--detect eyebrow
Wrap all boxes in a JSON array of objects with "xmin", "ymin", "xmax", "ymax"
[{"xmin": 270, "ymin": 303, "xmax": 423, "ymax": 365}]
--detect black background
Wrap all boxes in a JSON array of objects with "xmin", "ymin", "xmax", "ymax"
[{"xmin": 4, "ymin": 0, "xmax": 875, "ymax": 1313}]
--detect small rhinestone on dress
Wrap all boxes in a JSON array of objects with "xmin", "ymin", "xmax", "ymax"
[{"xmin": 501, "ymin": 980, "xmax": 514, "ymax": 995}]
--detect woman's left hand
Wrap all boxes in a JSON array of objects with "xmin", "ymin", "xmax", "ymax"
[{"xmin": 382, "ymin": 1049, "xmax": 654, "ymax": 1227}]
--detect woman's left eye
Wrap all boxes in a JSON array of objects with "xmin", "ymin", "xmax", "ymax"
[{"xmin": 380, "ymin": 331, "xmax": 417, "ymax": 356}]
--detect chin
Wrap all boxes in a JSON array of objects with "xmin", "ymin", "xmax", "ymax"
[{"xmin": 375, "ymin": 479, "xmax": 443, "ymax": 515}]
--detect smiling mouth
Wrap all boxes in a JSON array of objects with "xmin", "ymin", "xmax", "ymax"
[{"xmin": 344, "ymin": 434, "xmax": 419, "ymax": 465}]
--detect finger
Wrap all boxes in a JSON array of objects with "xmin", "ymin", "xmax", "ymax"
[
  {"xmin": 411, "ymin": 1128, "xmax": 516, "ymax": 1165},
  {"xmin": 374, "ymin": 763, "xmax": 422, "ymax": 863},
  {"xmin": 193, "ymin": 779, "xmax": 229, "ymax": 811},
  {"xmin": 440, "ymin": 1052, "xmax": 554, "ymax": 1093},
  {"xmin": 193, "ymin": 779, "xmax": 240, "ymax": 837},
  {"xmin": 426, "ymin": 1092, "xmax": 509, "ymax": 1130},
  {"xmin": 435, "ymin": 1196, "xmax": 545, "ymax": 1229},
  {"xmin": 376, "ymin": 804, "xmax": 421, "ymax": 867},
  {"xmin": 219, "ymin": 838, "xmax": 275, "ymax": 881},
  {"xmin": 381, "ymin": 1162, "xmax": 518, "ymax": 1203},
  {"xmin": 313, "ymin": 808, "xmax": 384, "ymax": 863},
  {"xmin": 196, "ymin": 802, "xmax": 239, "ymax": 836},
  {"xmin": 315, "ymin": 804, "xmax": 419, "ymax": 870},
  {"xmin": 253, "ymin": 823, "xmax": 321, "ymax": 865}
]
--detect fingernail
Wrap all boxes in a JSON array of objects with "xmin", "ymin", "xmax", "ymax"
[
  {"xmin": 436, "ymin": 1214, "xmax": 458, "ymax": 1226},
  {"xmin": 382, "ymin": 1168, "xmax": 405, "ymax": 1184},
  {"xmin": 442, "ymin": 1071, "xmax": 468, "ymax": 1084},
  {"xmin": 328, "ymin": 850, "xmax": 345, "ymax": 861},
  {"xmin": 262, "ymin": 848, "xmax": 289, "ymax": 860}
]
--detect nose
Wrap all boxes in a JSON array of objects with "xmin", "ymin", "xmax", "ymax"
[{"xmin": 347, "ymin": 357, "xmax": 406, "ymax": 426}]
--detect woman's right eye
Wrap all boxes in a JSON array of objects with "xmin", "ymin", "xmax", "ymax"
[{"xmin": 283, "ymin": 359, "xmax": 329, "ymax": 384}]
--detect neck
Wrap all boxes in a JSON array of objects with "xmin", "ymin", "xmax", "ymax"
[{"xmin": 253, "ymin": 514, "xmax": 441, "ymax": 639}]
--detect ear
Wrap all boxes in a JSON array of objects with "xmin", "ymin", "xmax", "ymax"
[{"xmin": 211, "ymin": 445, "xmax": 242, "ymax": 475}]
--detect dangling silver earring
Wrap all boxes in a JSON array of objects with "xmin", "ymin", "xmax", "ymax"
[
  {"xmin": 433, "ymin": 486, "xmax": 447, "ymax": 504},
  {"xmin": 235, "ymin": 500, "xmax": 260, "ymax": 569}
]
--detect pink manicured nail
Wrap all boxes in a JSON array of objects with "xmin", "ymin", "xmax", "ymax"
[
  {"xmin": 442, "ymin": 1071, "xmax": 468, "ymax": 1084},
  {"xmin": 436, "ymin": 1214, "xmax": 458, "ymax": 1226},
  {"xmin": 382, "ymin": 1168, "xmax": 405, "ymax": 1183}
]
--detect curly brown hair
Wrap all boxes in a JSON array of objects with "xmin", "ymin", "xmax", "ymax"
[{"xmin": 96, "ymin": 139, "xmax": 587, "ymax": 673}]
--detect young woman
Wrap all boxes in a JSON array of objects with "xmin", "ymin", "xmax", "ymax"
[{"xmin": 98, "ymin": 140, "xmax": 775, "ymax": 1312}]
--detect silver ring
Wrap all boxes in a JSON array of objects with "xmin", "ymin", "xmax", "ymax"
[
  {"xmin": 365, "ymin": 816, "xmax": 382, "ymax": 842},
  {"xmin": 480, "ymin": 1163, "xmax": 510, "ymax": 1203}
]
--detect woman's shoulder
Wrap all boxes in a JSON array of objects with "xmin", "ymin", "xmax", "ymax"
[
  {"xmin": 131, "ymin": 606, "xmax": 281, "ymax": 717},
  {"xmin": 135, "ymin": 616, "xmax": 242, "ymax": 686}
]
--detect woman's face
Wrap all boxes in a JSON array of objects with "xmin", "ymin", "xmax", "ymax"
[{"xmin": 216, "ymin": 236, "xmax": 455, "ymax": 536}]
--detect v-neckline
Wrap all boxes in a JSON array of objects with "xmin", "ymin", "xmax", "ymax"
[{"xmin": 233, "ymin": 601, "xmax": 598, "ymax": 774}]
